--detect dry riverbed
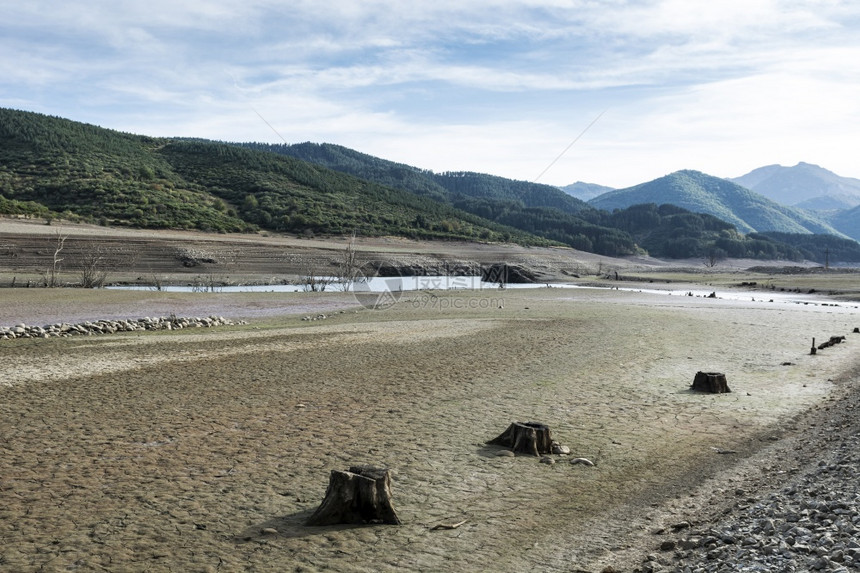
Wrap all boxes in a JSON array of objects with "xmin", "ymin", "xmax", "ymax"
[{"xmin": 1, "ymin": 285, "xmax": 859, "ymax": 572}]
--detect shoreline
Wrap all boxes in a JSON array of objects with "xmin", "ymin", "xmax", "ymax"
[
  {"xmin": 2, "ymin": 286, "xmax": 859, "ymax": 571},
  {"xmin": 589, "ymin": 355, "xmax": 860, "ymax": 571}
]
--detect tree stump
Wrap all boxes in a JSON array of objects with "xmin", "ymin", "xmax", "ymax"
[
  {"xmin": 306, "ymin": 465, "xmax": 401, "ymax": 526},
  {"xmin": 818, "ymin": 335, "xmax": 846, "ymax": 350},
  {"xmin": 487, "ymin": 421, "xmax": 553, "ymax": 456},
  {"xmin": 690, "ymin": 371, "xmax": 731, "ymax": 393}
]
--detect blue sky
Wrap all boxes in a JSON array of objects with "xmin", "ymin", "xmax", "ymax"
[{"xmin": 2, "ymin": 1, "xmax": 859, "ymax": 188}]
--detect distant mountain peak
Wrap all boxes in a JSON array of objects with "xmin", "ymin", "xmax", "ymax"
[
  {"xmin": 558, "ymin": 180, "xmax": 614, "ymax": 201},
  {"xmin": 589, "ymin": 169, "xmax": 842, "ymax": 237},
  {"xmin": 731, "ymin": 162, "xmax": 860, "ymax": 211}
]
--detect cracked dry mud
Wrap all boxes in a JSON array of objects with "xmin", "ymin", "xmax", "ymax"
[{"xmin": 1, "ymin": 286, "xmax": 859, "ymax": 572}]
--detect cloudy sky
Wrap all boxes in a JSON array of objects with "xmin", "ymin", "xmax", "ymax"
[{"xmin": 2, "ymin": 1, "xmax": 859, "ymax": 188}]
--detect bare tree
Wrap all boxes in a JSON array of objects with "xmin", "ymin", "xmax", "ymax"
[
  {"xmin": 703, "ymin": 248, "xmax": 726, "ymax": 268},
  {"xmin": 148, "ymin": 268, "xmax": 165, "ymax": 291},
  {"xmin": 74, "ymin": 242, "xmax": 139, "ymax": 288},
  {"xmin": 43, "ymin": 229, "xmax": 67, "ymax": 287},
  {"xmin": 335, "ymin": 233, "xmax": 360, "ymax": 291},
  {"xmin": 300, "ymin": 256, "xmax": 335, "ymax": 292},
  {"xmin": 77, "ymin": 245, "xmax": 109, "ymax": 288},
  {"xmin": 191, "ymin": 274, "xmax": 224, "ymax": 292}
]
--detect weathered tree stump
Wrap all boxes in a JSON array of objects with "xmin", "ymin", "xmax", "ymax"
[
  {"xmin": 487, "ymin": 421, "xmax": 553, "ymax": 456},
  {"xmin": 690, "ymin": 371, "xmax": 731, "ymax": 393},
  {"xmin": 306, "ymin": 465, "xmax": 401, "ymax": 526},
  {"xmin": 818, "ymin": 335, "xmax": 846, "ymax": 350}
]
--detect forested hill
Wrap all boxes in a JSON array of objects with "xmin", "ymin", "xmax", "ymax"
[
  {"xmin": 1, "ymin": 108, "xmax": 856, "ymax": 263},
  {"xmin": 242, "ymin": 141, "xmax": 643, "ymax": 256},
  {"xmin": 242, "ymin": 141, "xmax": 856, "ymax": 262},
  {"xmin": 0, "ymin": 108, "xmax": 546, "ymax": 244},
  {"xmin": 243, "ymin": 142, "xmax": 592, "ymax": 215},
  {"xmin": 589, "ymin": 170, "xmax": 842, "ymax": 236}
]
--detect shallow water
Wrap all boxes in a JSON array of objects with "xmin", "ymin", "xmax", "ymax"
[{"xmin": 106, "ymin": 275, "xmax": 857, "ymax": 312}]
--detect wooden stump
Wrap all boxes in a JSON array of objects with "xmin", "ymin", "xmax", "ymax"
[
  {"xmin": 487, "ymin": 421, "xmax": 553, "ymax": 456},
  {"xmin": 690, "ymin": 371, "xmax": 731, "ymax": 393},
  {"xmin": 306, "ymin": 465, "xmax": 401, "ymax": 526},
  {"xmin": 818, "ymin": 335, "xmax": 846, "ymax": 350}
]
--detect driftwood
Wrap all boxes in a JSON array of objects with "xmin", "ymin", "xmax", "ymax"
[
  {"xmin": 487, "ymin": 421, "xmax": 553, "ymax": 456},
  {"xmin": 430, "ymin": 519, "xmax": 468, "ymax": 531},
  {"xmin": 817, "ymin": 335, "xmax": 846, "ymax": 350},
  {"xmin": 690, "ymin": 371, "xmax": 731, "ymax": 394},
  {"xmin": 306, "ymin": 465, "xmax": 401, "ymax": 526}
]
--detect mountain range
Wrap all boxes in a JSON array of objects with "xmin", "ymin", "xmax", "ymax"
[
  {"xmin": 730, "ymin": 162, "xmax": 860, "ymax": 211},
  {"xmin": 587, "ymin": 170, "xmax": 844, "ymax": 237},
  {"xmin": 559, "ymin": 181, "xmax": 614, "ymax": 201},
  {"xmin": 1, "ymin": 107, "xmax": 859, "ymax": 264}
]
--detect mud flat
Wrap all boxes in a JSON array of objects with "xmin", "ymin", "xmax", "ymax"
[{"xmin": 1, "ymin": 286, "xmax": 859, "ymax": 572}]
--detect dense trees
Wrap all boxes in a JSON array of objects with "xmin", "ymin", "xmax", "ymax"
[
  {"xmin": 2, "ymin": 108, "xmax": 857, "ymax": 263},
  {"xmin": 756, "ymin": 232, "xmax": 860, "ymax": 264},
  {"xmin": 0, "ymin": 110, "xmax": 541, "ymax": 243}
]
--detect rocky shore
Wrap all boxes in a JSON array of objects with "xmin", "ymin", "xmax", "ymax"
[
  {"xmin": 631, "ymin": 375, "xmax": 860, "ymax": 573},
  {"xmin": 0, "ymin": 315, "xmax": 242, "ymax": 340}
]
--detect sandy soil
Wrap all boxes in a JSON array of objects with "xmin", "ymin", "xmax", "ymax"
[{"xmin": 2, "ymin": 283, "xmax": 860, "ymax": 572}]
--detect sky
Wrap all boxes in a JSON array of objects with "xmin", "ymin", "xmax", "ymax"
[{"xmin": 2, "ymin": 1, "xmax": 859, "ymax": 189}]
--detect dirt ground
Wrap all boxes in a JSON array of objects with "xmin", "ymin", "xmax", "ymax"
[
  {"xmin": 3, "ymin": 281, "xmax": 860, "ymax": 572},
  {"xmin": 3, "ymin": 217, "xmax": 837, "ymax": 290}
]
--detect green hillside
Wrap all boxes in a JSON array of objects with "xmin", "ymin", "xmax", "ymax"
[
  {"xmin": 757, "ymin": 231, "xmax": 860, "ymax": 265},
  {"xmin": 1, "ymin": 108, "xmax": 852, "ymax": 263},
  {"xmin": 244, "ymin": 142, "xmax": 852, "ymax": 262},
  {"xmin": 0, "ymin": 108, "xmax": 544, "ymax": 244},
  {"xmin": 596, "ymin": 203, "xmax": 807, "ymax": 261},
  {"xmin": 244, "ymin": 142, "xmax": 641, "ymax": 256},
  {"xmin": 0, "ymin": 110, "xmax": 250, "ymax": 231},
  {"xmin": 244, "ymin": 142, "xmax": 593, "ymax": 215},
  {"xmin": 589, "ymin": 170, "xmax": 841, "ymax": 236}
]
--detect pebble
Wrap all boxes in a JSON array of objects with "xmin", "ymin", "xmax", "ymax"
[
  {"xmin": 0, "ymin": 316, "xmax": 243, "ymax": 340},
  {"xmin": 552, "ymin": 442, "xmax": 571, "ymax": 455},
  {"xmin": 637, "ymin": 407, "xmax": 860, "ymax": 573}
]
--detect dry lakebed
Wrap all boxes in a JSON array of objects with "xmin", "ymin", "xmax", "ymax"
[{"xmin": 2, "ymin": 279, "xmax": 860, "ymax": 572}]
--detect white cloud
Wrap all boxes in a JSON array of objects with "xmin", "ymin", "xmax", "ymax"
[{"xmin": 2, "ymin": 0, "xmax": 860, "ymax": 187}]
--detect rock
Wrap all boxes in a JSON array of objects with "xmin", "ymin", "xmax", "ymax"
[
  {"xmin": 551, "ymin": 442, "xmax": 571, "ymax": 455},
  {"xmin": 0, "ymin": 315, "xmax": 239, "ymax": 341}
]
